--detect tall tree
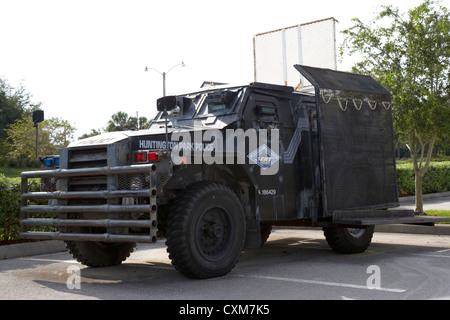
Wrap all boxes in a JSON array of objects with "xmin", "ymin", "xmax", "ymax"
[
  {"xmin": 6, "ymin": 116, "xmax": 75, "ymax": 165},
  {"xmin": 43, "ymin": 117, "xmax": 76, "ymax": 151},
  {"xmin": 105, "ymin": 111, "xmax": 131, "ymax": 132},
  {"xmin": 78, "ymin": 129, "xmax": 102, "ymax": 140},
  {"xmin": 0, "ymin": 77, "xmax": 40, "ymax": 140},
  {"xmin": 340, "ymin": 0, "xmax": 450, "ymax": 214},
  {"xmin": 105, "ymin": 111, "xmax": 152, "ymax": 132}
]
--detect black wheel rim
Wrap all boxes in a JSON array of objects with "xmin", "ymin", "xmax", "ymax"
[{"xmin": 196, "ymin": 207, "xmax": 231, "ymax": 260}]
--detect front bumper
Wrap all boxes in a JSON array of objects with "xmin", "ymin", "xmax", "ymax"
[{"xmin": 20, "ymin": 164, "xmax": 159, "ymax": 243}]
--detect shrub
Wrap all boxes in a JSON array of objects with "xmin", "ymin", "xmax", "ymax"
[
  {"xmin": 397, "ymin": 161, "xmax": 450, "ymax": 196},
  {"xmin": 0, "ymin": 174, "xmax": 40, "ymax": 243},
  {"xmin": 0, "ymin": 174, "xmax": 21, "ymax": 242}
]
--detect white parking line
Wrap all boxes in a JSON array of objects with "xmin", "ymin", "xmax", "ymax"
[
  {"xmin": 235, "ymin": 274, "xmax": 406, "ymax": 293},
  {"xmin": 18, "ymin": 257, "xmax": 79, "ymax": 264},
  {"xmin": 413, "ymin": 253, "xmax": 450, "ymax": 259}
]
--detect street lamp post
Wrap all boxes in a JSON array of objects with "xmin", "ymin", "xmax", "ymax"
[
  {"xmin": 145, "ymin": 61, "xmax": 185, "ymax": 96},
  {"xmin": 32, "ymin": 110, "xmax": 44, "ymax": 161}
]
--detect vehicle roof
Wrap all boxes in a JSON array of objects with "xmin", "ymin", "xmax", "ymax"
[{"xmin": 172, "ymin": 81, "xmax": 301, "ymax": 97}]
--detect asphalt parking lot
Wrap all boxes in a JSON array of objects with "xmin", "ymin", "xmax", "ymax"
[
  {"xmin": 1, "ymin": 227, "xmax": 450, "ymax": 302},
  {"xmin": 0, "ymin": 193, "xmax": 449, "ymax": 304}
]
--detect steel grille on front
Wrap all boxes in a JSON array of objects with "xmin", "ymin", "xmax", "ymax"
[
  {"xmin": 118, "ymin": 174, "xmax": 151, "ymax": 191},
  {"xmin": 40, "ymin": 177, "xmax": 60, "ymax": 192},
  {"xmin": 20, "ymin": 164, "xmax": 159, "ymax": 243},
  {"xmin": 68, "ymin": 147, "xmax": 108, "ymax": 169},
  {"xmin": 68, "ymin": 147, "xmax": 108, "ymax": 192}
]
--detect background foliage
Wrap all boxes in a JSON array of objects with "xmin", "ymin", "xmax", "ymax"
[
  {"xmin": 0, "ymin": 174, "xmax": 40, "ymax": 243},
  {"xmin": 340, "ymin": 0, "xmax": 450, "ymax": 213},
  {"xmin": 397, "ymin": 161, "xmax": 450, "ymax": 196}
]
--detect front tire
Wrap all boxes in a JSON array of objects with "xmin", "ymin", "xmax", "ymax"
[
  {"xmin": 323, "ymin": 226, "xmax": 374, "ymax": 254},
  {"xmin": 65, "ymin": 241, "xmax": 135, "ymax": 267},
  {"xmin": 64, "ymin": 212, "xmax": 136, "ymax": 267},
  {"xmin": 165, "ymin": 182, "xmax": 246, "ymax": 279}
]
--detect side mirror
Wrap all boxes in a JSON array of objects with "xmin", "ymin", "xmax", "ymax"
[{"xmin": 157, "ymin": 96, "xmax": 177, "ymax": 112}]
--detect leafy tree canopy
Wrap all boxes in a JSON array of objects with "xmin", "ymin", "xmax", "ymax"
[
  {"xmin": 6, "ymin": 116, "xmax": 75, "ymax": 164},
  {"xmin": 340, "ymin": 0, "xmax": 450, "ymax": 213},
  {"xmin": 0, "ymin": 77, "xmax": 41, "ymax": 140},
  {"xmin": 105, "ymin": 111, "xmax": 152, "ymax": 133}
]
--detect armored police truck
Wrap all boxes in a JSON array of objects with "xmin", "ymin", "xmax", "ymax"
[{"xmin": 20, "ymin": 65, "xmax": 450, "ymax": 279}]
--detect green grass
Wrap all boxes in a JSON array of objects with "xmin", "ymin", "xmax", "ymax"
[
  {"xmin": 0, "ymin": 167, "xmax": 39, "ymax": 178},
  {"xmin": 396, "ymin": 157, "xmax": 450, "ymax": 165},
  {"xmin": 425, "ymin": 210, "xmax": 450, "ymax": 224}
]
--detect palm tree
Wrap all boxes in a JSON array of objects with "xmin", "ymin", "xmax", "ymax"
[{"xmin": 105, "ymin": 111, "xmax": 130, "ymax": 132}]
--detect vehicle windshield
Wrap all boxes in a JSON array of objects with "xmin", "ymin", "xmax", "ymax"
[{"xmin": 150, "ymin": 88, "xmax": 241, "ymax": 128}]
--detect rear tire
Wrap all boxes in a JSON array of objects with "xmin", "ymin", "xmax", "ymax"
[
  {"xmin": 323, "ymin": 226, "xmax": 374, "ymax": 254},
  {"xmin": 165, "ymin": 182, "xmax": 246, "ymax": 279}
]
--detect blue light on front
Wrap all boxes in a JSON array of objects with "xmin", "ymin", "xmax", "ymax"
[{"xmin": 44, "ymin": 158, "xmax": 54, "ymax": 166}]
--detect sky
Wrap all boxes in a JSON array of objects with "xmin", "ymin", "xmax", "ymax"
[{"xmin": 0, "ymin": 0, "xmax": 439, "ymax": 140}]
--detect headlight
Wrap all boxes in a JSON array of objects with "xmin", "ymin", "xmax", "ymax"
[{"xmin": 130, "ymin": 175, "xmax": 143, "ymax": 190}]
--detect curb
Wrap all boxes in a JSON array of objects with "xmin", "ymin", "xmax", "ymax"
[
  {"xmin": 290, "ymin": 224, "xmax": 450, "ymax": 236},
  {"xmin": 399, "ymin": 191, "xmax": 450, "ymax": 204},
  {"xmin": 376, "ymin": 224, "xmax": 450, "ymax": 235},
  {"xmin": 0, "ymin": 240, "xmax": 66, "ymax": 260}
]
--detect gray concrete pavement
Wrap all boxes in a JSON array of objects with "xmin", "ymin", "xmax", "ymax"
[{"xmin": 397, "ymin": 191, "xmax": 450, "ymax": 211}]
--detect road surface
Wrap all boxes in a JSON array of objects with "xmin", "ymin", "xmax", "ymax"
[{"xmin": 1, "ymin": 228, "xmax": 449, "ymax": 303}]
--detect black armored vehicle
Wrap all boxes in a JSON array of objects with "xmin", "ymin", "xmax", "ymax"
[{"xmin": 20, "ymin": 65, "xmax": 448, "ymax": 279}]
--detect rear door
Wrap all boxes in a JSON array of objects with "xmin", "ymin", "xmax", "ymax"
[{"xmin": 295, "ymin": 65, "xmax": 398, "ymax": 215}]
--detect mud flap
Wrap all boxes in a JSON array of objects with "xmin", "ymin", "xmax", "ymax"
[{"xmin": 244, "ymin": 219, "xmax": 262, "ymax": 249}]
